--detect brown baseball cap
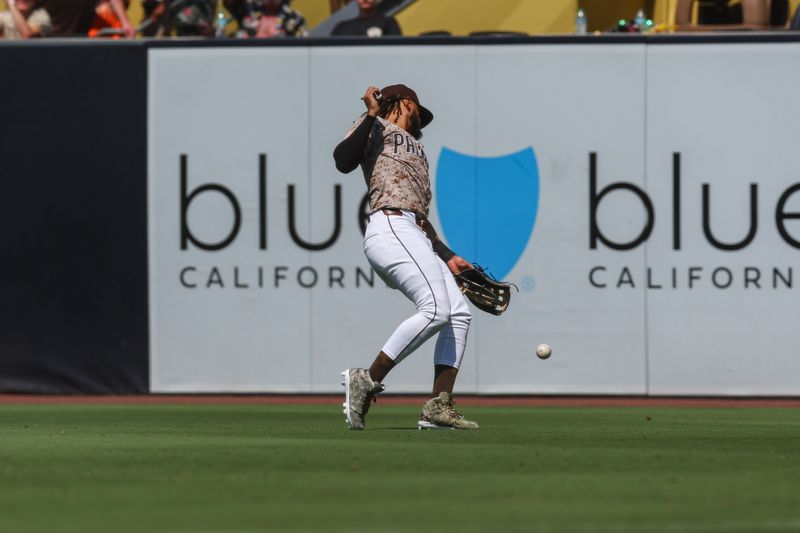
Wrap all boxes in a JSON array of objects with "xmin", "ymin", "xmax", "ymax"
[{"xmin": 381, "ymin": 84, "xmax": 434, "ymax": 128}]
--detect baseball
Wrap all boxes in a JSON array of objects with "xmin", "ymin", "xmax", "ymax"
[{"xmin": 536, "ymin": 344, "xmax": 552, "ymax": 360}]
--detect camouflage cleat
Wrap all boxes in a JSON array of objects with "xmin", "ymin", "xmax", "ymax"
[
  {"xmin": 418, "ymin": 392, "xmax": 479, "ymax": 430},
  {"xmin": 341, "ymin": 368, "xmax": 384, "ymax": 430}
]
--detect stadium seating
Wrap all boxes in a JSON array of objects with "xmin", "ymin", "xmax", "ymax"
[{"xmin": 675, "ymin": 0, "xmax": 772, "ymax": 30}]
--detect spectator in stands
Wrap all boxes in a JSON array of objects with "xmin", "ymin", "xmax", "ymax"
[
  {"xmin": 43, "ymin": 0, "xmax": 134, "ymax": 37},
  {"xmin": 87, "ymin": 0, "xmax": 136, "ymax": 38},
  {"xmin": 331, "ymin": 0, "xmax": 401, "ymax": 37},
  {"xmin": 141, "ymin": 0, "xmax": 167, "ymax": 36},
  {"xmin": 791, "ymin": 2, "xmax": 800, "ymax": 30},
  {"xmin": 223, "ymin": 0, "xmax": 307, "ymax": 38},
  {"xmin": 141, "ymin": 0, "xmax": 216, "ymax": 37},
  {"xmin": 0, "ymin": 0, "xmax": 52, "ymax": 38}
]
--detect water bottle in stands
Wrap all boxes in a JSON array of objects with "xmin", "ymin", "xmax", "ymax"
[
  {"xmin": 576, "ymin": 7, "xmax": 588, "ymax": 35},
  {"xmin": 215, "ymin": 10, "xmax": 228, "ymax": 38},
  {"xmin": 634, "ymin": 8, "xmax": 647, "ymax": 31}
]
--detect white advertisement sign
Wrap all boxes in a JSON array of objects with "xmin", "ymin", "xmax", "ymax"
[{"xmin": 148, "ymin": 43, "xmax": 800, "ymax": 395}]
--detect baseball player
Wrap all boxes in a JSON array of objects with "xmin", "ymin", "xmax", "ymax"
[{"xmin": 333, "ymin": 84, "xmax": 478, "ymax": 430}]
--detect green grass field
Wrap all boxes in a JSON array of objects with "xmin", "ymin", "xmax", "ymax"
[{"xmin": 1, "ymin": 403, "xmax": 799, "ymax": 533}]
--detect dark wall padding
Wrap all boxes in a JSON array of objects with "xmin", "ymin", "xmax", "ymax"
[{"xmin": 0, "ymin": 43, "xmax": 148, "ymax": 393}]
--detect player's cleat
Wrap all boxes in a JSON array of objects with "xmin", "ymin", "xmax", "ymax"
[
  {"xmin": 418, "ymin": 392, "xmax": 479, "ymax": 430},
  {"xmin": 341, "ymin": 368, "xmax": 384, "ymax": 430}
]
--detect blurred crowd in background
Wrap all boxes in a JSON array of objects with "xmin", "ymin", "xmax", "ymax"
[
  {"xmin": 1, "ymin": 0, "xmax": 798, "ymax": 40},
  {"xmin": 0, "ymin": 0, "xmax": 399, "ymax": 39}
]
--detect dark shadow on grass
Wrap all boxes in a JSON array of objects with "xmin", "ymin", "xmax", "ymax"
[{"xmin": 371, "ymin": 427, "xmax": 423, "ymax": 431}]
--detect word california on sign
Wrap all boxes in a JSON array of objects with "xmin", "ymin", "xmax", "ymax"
[{"xmin": 588, "ymin": 152, "xmax": 800, "ymax": 291}]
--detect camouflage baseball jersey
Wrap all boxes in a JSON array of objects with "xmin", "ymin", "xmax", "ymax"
[{"xmin": 346, "ymin": 114, "xmax": 431, "ymax": 217}]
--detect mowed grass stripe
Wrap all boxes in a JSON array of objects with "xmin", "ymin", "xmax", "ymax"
[{"xmin": 1, "ymin": 405, "xmax": 798, "ymax": 533}]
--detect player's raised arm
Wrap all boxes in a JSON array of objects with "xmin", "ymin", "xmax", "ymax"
[{"xmin": 333, "ymin": 86, "xmax": 381, "ymax": 173}]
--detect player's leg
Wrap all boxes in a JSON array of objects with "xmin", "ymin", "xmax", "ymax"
[
  {"xmin": 342, "ymin": 211, "xmax": 452, "ymax": 430},
  {"xmin": 432, "ymin": 262, "xmax": 472, "ymax": 393},
  {"xmin": 368, "ymin": 352, "xmax": 396, "ymax": 383},
  {"xmin": 419, "ymin": 260, "xmax": 478, "ymax": 430},
  {"xmin": 365, "ymin": 212, "xmax": 454, "ymax": 364}
]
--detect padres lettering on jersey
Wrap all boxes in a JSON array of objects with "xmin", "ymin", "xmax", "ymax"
[{"xmin": 346, "ymin": 115, "xmax": 431, "ymax": 217}]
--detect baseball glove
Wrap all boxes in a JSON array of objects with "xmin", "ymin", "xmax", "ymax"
[{"xmin": 455, "ymin": 265, "xmax": 516, "ymax": 316}]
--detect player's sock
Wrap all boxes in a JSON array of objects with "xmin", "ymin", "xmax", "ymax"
[
  {"xmin": 368, "ymin": 351, "xmax": 396, "ymax": 383},
  {"xmin": 432, "ymin": 364, "xmax": 457, "ymax": 396}
]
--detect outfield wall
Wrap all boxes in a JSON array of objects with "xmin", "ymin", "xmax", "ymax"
[{"xmin": 3, "ymin": 36, "xmax": 800, "ymax": 395}]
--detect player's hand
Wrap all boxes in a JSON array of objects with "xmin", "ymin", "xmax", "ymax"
[
  {"xmin": 361, "ymin": 86, "xmax": 381, "ymax": 118},
  {"xmin": 447, "ymin": 255, "xmax": 473, "ymax": 276}
]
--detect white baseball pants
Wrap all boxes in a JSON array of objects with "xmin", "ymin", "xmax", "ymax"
[{"xmin": 363, "ymin": 210, "xmax": 471, "ymax": 368}]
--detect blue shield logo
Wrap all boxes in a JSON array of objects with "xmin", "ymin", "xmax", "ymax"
[{"xmin": 436, "ymin": 147, "xmax": 539, "ymax": 279}]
